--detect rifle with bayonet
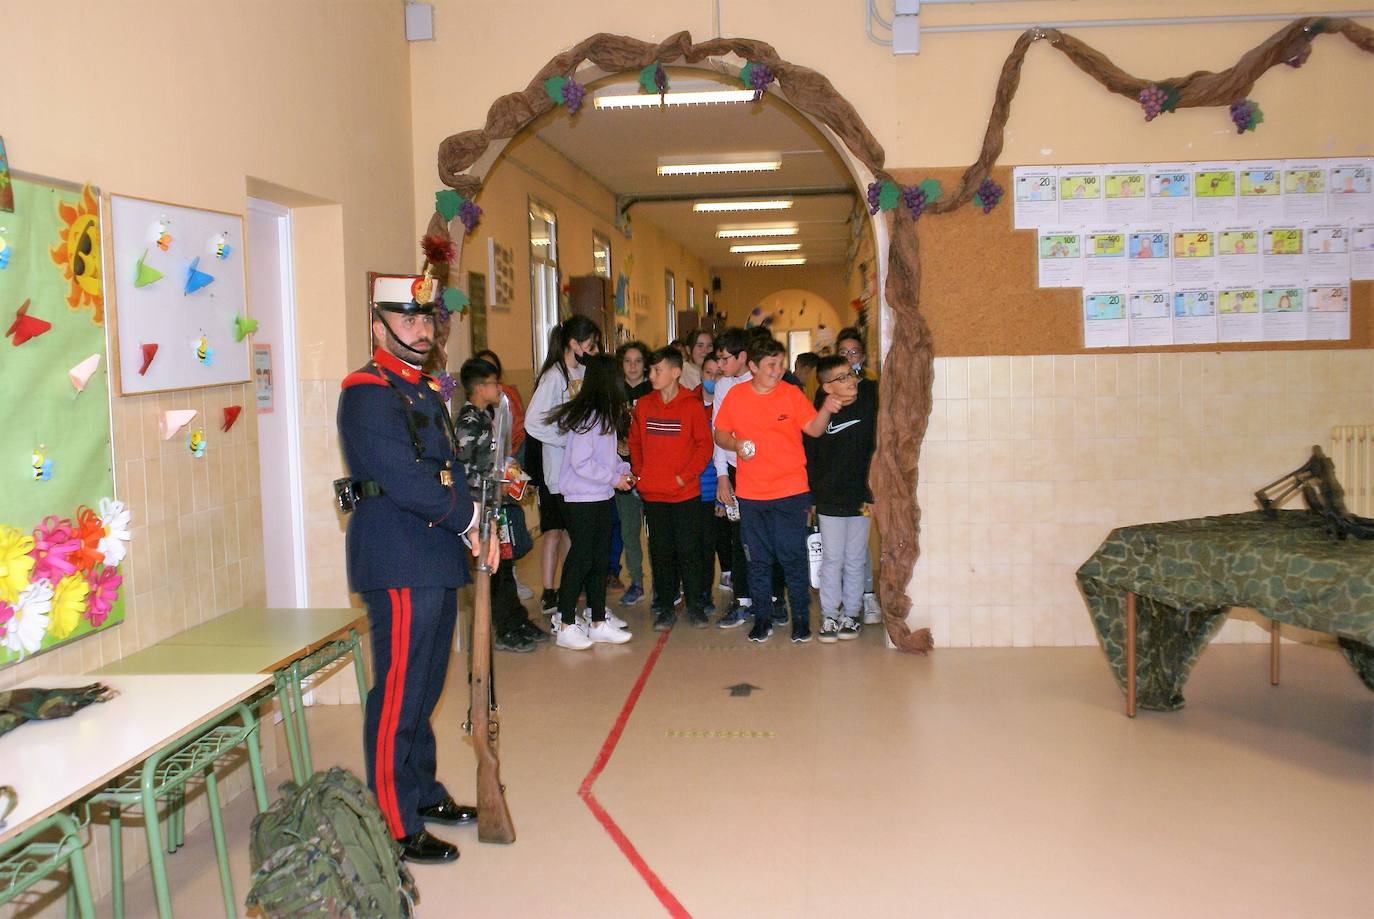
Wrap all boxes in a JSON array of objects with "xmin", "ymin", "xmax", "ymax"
[
  {"xmin": 465, "ymin": 402, "xmax": 516, "ymax": 844},
  {"xmin": 1255, "ymin": 445, "xmax": 1374, "ymax": 541}
]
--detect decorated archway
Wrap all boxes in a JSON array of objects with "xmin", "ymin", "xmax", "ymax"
[{"xmin": 419, "ymin": 20, "xmax": 1372, "ymax": 654}]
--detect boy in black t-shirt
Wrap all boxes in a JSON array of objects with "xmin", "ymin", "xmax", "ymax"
[{"xmin": 804, "ymin": 355, "xmax": 878, "ymax": 642}]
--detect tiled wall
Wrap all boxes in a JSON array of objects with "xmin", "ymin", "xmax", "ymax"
[{"xmin": 908, "ymin": 349, "xmax": 1374, "ymax": 648}]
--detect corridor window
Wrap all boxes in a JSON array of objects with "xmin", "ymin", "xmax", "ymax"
[{"xmin": 529, "ymin": 198, "xmax": 559, "ymax": 368}]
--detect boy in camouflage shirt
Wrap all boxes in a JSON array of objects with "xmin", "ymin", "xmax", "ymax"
[{"xmin": 456, "ymin": 358, "xmax": 546, "ymax": 651}]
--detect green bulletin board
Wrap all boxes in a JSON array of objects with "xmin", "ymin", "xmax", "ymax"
[{"xmin": 0, "ymin": 175, "xmax": 127, "ymax": 668}]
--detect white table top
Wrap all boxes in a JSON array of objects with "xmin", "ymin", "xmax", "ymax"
[{"xmin": 0, "ymin": 672, "xmax": 271, "ymax": 843}]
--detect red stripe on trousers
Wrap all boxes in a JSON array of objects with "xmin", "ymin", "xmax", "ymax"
[{"xmin": 377, "ymin": 588, "xmax": 407, "ymax": 837}]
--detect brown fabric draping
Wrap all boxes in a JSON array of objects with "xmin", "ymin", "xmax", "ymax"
[{"xmin": 424, "ymin": 19, "xmax": 1373, "ymax": 654}]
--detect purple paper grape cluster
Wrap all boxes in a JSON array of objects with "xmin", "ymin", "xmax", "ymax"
[
  {"xmin": 437, "ymin": 372, "xmax": 457, "ymax": 402},
  {"xmin": 1230, "ymin": 99, "xmax": 1258, "ymax": 134},
  {"xmin": 563, "ymin": 78, "xmax": 586, "ymax": 114},
  {"xmin": 749, "ymin": 62, "xmax": 774, "ymax": 100},
  {"xmin": 975, "ymin": 177, "xmax": 1004, "ymax": 214},
  {"xmin": 436, "ymin": 300, "xmax": 451, "ymax": 323},
  {"xmin": 1138, "ymin": 84, "xmax": 1167, "ymax": 122},
  {"xmin": 901, "ymin": 185, "xmax": 927, "ymax": 219},
  {"xmin": 866, "ymin": 182, "xmax": 882, "ymax": 215},
  {"xmin": 653, "ymin": 63, "xmax": 668, "ymax": 95},
  {"xmin": 458, "ymin": 199, "xmax": 482, "ymax": 234},
  {"xmin": 1285, "ymin": 44, "xmax": 1312, "ymax": 68}
]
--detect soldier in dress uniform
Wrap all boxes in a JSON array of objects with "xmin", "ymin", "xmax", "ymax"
[{"xmin": 336, "ymin": 274, "xmax": 498, "ymax": 864}]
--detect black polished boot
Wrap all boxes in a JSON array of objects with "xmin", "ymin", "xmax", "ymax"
[
  {"xmin": 397, "ymin": 830, "xmax": 459, "ymax": 864},
  {"xmin": 418, "ymin": 796, "xmax": 478, "ymax": 826}
]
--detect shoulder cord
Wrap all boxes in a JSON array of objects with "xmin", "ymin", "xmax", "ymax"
[{"xmin": 369, "ymin": 363, "xmax": 425, "ymax": 461}]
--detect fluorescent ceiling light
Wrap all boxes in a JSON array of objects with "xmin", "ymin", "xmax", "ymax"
[
  {"xmin": 745, "ymin": 257, "xmax": 807, "ymax": 267},
  {"xmin": 594, "ymin": 89, "xmax": 758, "ymax": 109},
  {"xmin": 730, "ymin": 243, "xmax": 802, "ymax": 253},
  {"xmin": 716, "ymin": 225, "xmax": 798, "ymax": 238},
  {"xmin": 657, "ymin": 153, "xmax": 781, "ymax": 176},
  {"xmin": 693, "ymin": 200, "xmax": 793, "ymax": 212}
]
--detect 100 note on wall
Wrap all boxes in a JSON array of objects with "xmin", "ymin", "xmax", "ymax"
[{"xmin": 0, "ymin": 176, "xmax": 129, "ymax": 668}]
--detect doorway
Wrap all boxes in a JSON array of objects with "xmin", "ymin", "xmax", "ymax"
[{"xmin": 246, "ymin": 198, "xmax": 307, "ymax": 607}]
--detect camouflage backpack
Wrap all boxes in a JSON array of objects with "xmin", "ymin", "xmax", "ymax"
[{"xmin": 246, "ymin": 767, "xmax": 418, "ymax": 919}]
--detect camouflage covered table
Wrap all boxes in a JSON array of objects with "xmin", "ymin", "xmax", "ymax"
[{"xmin": 1077, "ymin": 511, "xmax": 1374, "ymax": 713}]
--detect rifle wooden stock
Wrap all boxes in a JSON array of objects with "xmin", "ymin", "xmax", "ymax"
[{"xmin": 471, "ymin": 519, "xmax": 516, "ymax": 844}]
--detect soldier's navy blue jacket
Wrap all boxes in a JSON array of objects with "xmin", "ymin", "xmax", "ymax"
[{"xmin": 338, "ymin": 347, "xmax": 476, "ymax": 592}]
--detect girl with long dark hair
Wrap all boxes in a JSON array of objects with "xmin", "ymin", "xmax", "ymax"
[
  {"xmin": 524, "ymin": 315, "xmax": 601, "ymax": 616},
  {"xmin": 546, "ymin": 354, "xmax": 635, "ymax": 649}
]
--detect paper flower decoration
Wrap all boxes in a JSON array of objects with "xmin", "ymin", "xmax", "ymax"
[
  {"xmin": 1138, "ymin": 83, "xmax": 1180, "ymax": 122},
  {"xmin": 96, "ymin": 498, "xmax": 131, "ymax": 568},
  {"xmin": 740, "ymin": 61, "xmax": 774, "ymax": 100},
  {"xmin": 85, "ymin": 565, "xmax": 122, "ymax": 628},
  {"xmin": 134, "ymin": 250, "xmax": 164, "ymax": 288},
  {"xmin": 69, "ymin": 507, "xmax": 106, "ymax": 573},
  {"xmin": 222, "ymin": 405, "xmax": 242, "ymax": 432},
  {"xmin": 69, "ymin": 354, "xmax": 100, "ymax": 393},
  {"xmin": 0, "ymin": 235, "xmax": 12, "ymax": 270},
  {"xmin": 638, "ymin": 62, "xmax": 668, "ymax": 97},
  {"xmin": 3, "ymin": 579, "xmax": 53, "ymax": 658},
  {"xmin": 139, "ymin": 343, "xmax": 159, "ymax": 376},
  {"xmin": 234, "ymin": 314, "xmax": 258, "ymax": 342},
  {"xmin": 543, "ymin": 75, "xmax": 586, "ymax": 115},
  {"xmin": 1229, "ymin": 99, "xmax": 1264, "ymax": 133},
  {"xmin": 160, "ymin": 409, "xmax": 197, "ymax": 440},
  {"xmin": 0, "ymin": 524, "xmax": 36, "ymax": 603},
  {"xmin": 30, "ymin": 516, "xmax": 80, "ymax": 584},
  {"xmin": 6, "ymin": 299, "xmax": 52, "ymax": 346},
  {"xmin": 0, "ymin": 602, "xmax": 11, "ymax": 642},
  {"xmin": 974, "ymin": 177, "xmax": 1004, "ymax": 214},
  {"xmin": 48, "ymin": 572, "xmax": 90, "ymax": 640},
  {"xmin": 185, "ymin": 257, "xmax": 215, "ymax": 295},
  {"xmin": 188, "ymin": 429, "xmax": 207, "ymax": 458}
]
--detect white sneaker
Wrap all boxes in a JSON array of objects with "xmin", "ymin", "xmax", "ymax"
[
  {"xmin": 555, "ymin": 622, "xmax": 592, "ymax": 650},
  {"xmin": 515, "ymin": 578, "xmax": 534, "ymax": 600},
  {"xmin": 718, "ymin": 572, "xmax": 732, "ymax": 593},
  {"xmin": 586, "ymin": 619, "xmax": 632, "ymax": 644},
  {"xmin": 862, "ymin": 592, "xmax": 882, "ymax": 625},
  {"xmin": 548, "ymin": 614, "xmax": 563, "ymax": 634},
  {"xmin": 581, "ymin": 607, "xmax": 627, "ymax": 630}
]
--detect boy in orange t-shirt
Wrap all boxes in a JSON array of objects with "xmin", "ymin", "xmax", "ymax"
[{"xmin": 713, "ymin": 338, "xmax": 843, "ymax": 643}]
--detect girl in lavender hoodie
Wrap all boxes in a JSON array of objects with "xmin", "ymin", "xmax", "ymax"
[{"xmin": 546, "ymin": 355, "xmax": 635, "ymax": 650}]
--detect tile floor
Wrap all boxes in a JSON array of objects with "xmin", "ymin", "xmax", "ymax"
[{"xmin": 68, "ymin": 609, "xmax": 1373, "ymax": 919}]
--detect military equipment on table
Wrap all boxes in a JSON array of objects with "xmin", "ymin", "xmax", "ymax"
[
  {"xmin": 0, "ymin": 683, "xmax": 115, "ymax": 738},
  {"xmin": 466, "ymin": 403, "xmax": 517, "ymax": 844},
  {"xmin": 246, "ymin": 767, "xmax": 417, "ymax": 919},
  {"xmin": 1255, "ymin": 445, "xmax": 1374, "ymax": 541}
]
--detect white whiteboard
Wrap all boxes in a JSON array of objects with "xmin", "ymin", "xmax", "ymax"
[{"xmin": 107, "ymin": 194, "xmax": 251, "ymax": 393}]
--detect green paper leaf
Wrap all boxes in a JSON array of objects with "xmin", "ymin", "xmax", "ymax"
[
  {"xmin": 234, "ymin": 314, "xmax": 258, "ymax": 342},
  {"xmin": 877, "ymin": 180, "xmax": 901, "ymax": 212},
  {"xmin": 1249, "ymin": 105, "xmax": 1265, "ymax": 130},
  {"xmin": 918, "ymin": 179, "xmax": 944, "ymax": 203},
  {"xmin": 435, "ymin": 189, "xmax": 461, "ymax": 222},
  {"xmin": 638, "ymin": 63, "xmax": 666, "ymax": 95},
  {"xmin": 544, "ymin": 76, "xmax": 568, "ymax": 106},
  {"xmin": 1160, "ymin": 84, "xmax": 1180, "ymax": 113},
  {"xmin": 443, "ymin": 287, "xmax": 469, "ymax": 314},
  {"xmin": 740, "ymin": 62, "xmax": 755, "ymax": 89}
]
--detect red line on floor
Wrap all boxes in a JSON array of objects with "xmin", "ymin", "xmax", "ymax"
[{"xmin": 578, "ymin": 629, "xmax": 690, "ymax": 919}]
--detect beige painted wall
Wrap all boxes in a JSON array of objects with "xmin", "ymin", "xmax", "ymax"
[
  {"xmin": 455, "ymin": 135, "xmax": 710, "ymax": 399},
  {"xmin": 2, "ymin": 3, "xmax": 417, "ymax": 900},
  {"xmin": 713, "ymin": 265, "xmax": 849, "ymax": 337}
]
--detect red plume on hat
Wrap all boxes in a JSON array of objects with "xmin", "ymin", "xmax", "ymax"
[{"xmin": 421, "ymin": 234, "xmax": 456, "ymax": 265}]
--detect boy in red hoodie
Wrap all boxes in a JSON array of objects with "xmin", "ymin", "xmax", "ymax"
[{"xmin": 630, "ymin": 347, "xmax": 714, "ymax": 630}]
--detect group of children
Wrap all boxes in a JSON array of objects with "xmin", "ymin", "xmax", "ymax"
[{"xmin": 456, "ymin": 316, "xmax": 882, "ymax": 652}]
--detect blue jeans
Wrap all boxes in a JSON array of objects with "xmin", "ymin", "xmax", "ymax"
[{"xmin": 738, "ymin": 492, "xmax": 812, "ymax": 626}]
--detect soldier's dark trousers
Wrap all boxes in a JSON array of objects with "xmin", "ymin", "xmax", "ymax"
[{"xmin": 361, "ymin": 586, "xmax": 457, "ymax": 839}]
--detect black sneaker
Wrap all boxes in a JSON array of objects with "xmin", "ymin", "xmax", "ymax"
[
  {"xmin": 716, "ymin": 601, "xmax": 749, "ymax": 629},
  {"xmin": 495, "ymin": 629, "xmax": 536, "ymax": 653},
  {"xmin": 686, "ymin": 608, "xmax": 709, "ymax": 629},
  {"xmin": 791, "ymin": 619, "xmax": 812, "ymax": 644},
  {"xmin": 520, "ymin": 617, "xmax": 550, "ymax": 643},
  {"xmin": 652, "ymin": 609, "xmax": 677, "ymax": 632},
  {"xmin": 747, "ymin": 617, "xmax": 773, "ymax": 643},
  {"xmin": 540, "ymin": 589, "xmax": 559, "ymax": 615},
  {"xmin": 770, "ymin": 597, "xmax": 788, "ymax": 627},
  {"xmin": 837, "ymin": 616, "xmax": 860, "ymax": 640},
  {"xmin": 818, "ymin": 617, "xmax": 840, "ymax": 644}
]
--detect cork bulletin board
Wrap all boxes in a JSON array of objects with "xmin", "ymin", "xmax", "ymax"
[{"xmin": 901, "ymin": 166, "xmax": 1372, "ymax": 358}]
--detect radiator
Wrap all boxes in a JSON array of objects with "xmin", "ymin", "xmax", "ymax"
[{"xmin": 1331, "ymin": 425, "xmax": 1374, "ymax": 517}]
